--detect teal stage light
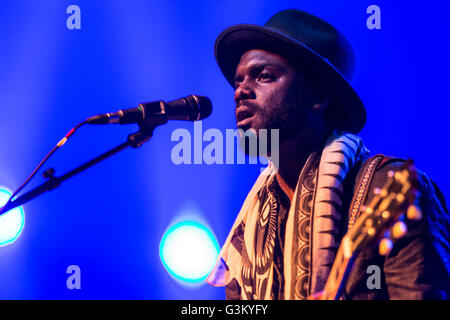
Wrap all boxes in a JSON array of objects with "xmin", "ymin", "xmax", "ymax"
[
  {"xmin": 0, "ymin": 188, "xmax": 25, "ymax": 246},
  {"xmin": 160, "ymin": 220, "xmax": 220, "ymax": 284}
]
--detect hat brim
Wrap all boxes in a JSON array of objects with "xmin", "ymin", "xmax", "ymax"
[{"xmin": 215, "ymin": 24, "xmax": 366, "ymax": 134}]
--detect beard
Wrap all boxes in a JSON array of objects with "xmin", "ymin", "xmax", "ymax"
[
  {"xmin": 260, "ymin": 79, "xmax": 310, "ymax": 143},
  {"xmin": 237, "ymin": 79, "xmax": 312, "ymax": 158}
]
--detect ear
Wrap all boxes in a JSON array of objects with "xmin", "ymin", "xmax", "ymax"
[
  {"xmin": 312, "ymin": 95, "xmax": 330, "ymax": 111},
  {"xmin": 312, "ymin": 103, "xmax": 326, "ymax": 111}
]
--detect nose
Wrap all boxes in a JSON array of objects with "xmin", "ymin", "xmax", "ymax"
[{"xmin": 234, "ymin": 79, "xmax": 256, "ymax": 105}]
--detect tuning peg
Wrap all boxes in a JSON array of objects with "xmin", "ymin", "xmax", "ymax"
[
  {"xmin": 396, "ymin": 193, "xmax": 405, "ymax": 203},
  {"xmin": 379, "ymin": 238, "xmax": 393, "ymax": 256},
  {"xmin": 392, "ymin": 221, "xmax": 408, "ymax": 239},
  {"xmin": 407, "ymin": 204, "xmax": 423, "ymax": 221}
]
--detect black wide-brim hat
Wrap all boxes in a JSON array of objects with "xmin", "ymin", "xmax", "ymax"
[{"xmin": 215, "ymin": 9, "xmax": 366, "ymax": 133}]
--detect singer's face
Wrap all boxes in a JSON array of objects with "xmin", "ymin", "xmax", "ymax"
[{"xmin": 234, "ymin": 49, "xmax": 309, "ymax": 142}]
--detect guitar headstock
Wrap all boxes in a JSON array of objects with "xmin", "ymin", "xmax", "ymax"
[
  {"xmin": 316, "ymin": 160, "xmax": 423, "ymax": 300},
  {"xmin": 346, "ymin": 160, "xmax": 422, "ymax": 257}
]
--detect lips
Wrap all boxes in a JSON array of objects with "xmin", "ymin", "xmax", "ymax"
[{"xmin": 236, "ymin": 106, "xmax": 255, "ymax": 129}]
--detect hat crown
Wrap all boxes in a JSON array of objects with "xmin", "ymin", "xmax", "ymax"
[{"xmin": 264, "ymin": 9, "xmax": 355, "ymax": 81}]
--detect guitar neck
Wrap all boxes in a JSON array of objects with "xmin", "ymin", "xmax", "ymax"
[{"xmin": 321, "ymin": 240, "xmax": 357, "ymax": 300}]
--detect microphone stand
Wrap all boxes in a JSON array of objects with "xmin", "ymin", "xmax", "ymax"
[{"xmin": 0, "ymin": 120, "xmax": 160, "ymax": 216}]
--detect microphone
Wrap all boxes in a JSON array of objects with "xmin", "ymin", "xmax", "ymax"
[{"xmin": 86, "ymin": 95, "xmax": 212, "ymax": 125}]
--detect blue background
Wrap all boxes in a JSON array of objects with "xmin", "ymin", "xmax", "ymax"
[{"xmin": 0, "ymin": 0, "xmax": 448, "ymax": 299}]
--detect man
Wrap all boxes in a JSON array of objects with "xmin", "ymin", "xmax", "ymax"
[{"xmin": 206, "ymin": 9, "xmax": 450, "ymax": 299}]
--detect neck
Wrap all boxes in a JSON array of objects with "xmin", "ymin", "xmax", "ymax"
[{"xmin": 275, "ymin": 126, "xmax": 331, "ymax": 200}]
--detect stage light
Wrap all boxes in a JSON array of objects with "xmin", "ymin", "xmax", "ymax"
[
  {"xmin": 159, "ymin": 221, "xmax": 220, "ymax": 284},
  {"xmin": 0, "ymin": 188, "xmax": 25, "ymax": 246}
]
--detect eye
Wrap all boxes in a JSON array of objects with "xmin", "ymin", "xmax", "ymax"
[
  {"xmin": 257, "ymin": 72, "xmax": 275, "ymax": 82},
  {"xmin": 234, "ymin": 76, "xmax": 243, "ymax": 89}
]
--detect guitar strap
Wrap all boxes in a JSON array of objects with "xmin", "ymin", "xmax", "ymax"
[{"xmin": 347, "ymin": 154, "xmax": 394, "ymax": 231}]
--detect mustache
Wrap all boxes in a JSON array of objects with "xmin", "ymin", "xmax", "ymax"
[{"xmin": 236, "ymin": 100, "xmax": 259, "ymax": 111}]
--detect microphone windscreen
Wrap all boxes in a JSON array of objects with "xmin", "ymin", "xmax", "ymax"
[{"xmin": 192, "ymin": 95, "xmax": 212, "ymax": 120}]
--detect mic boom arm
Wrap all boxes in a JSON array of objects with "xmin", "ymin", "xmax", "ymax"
[{"xmin": 0, "ymin": 123, "xmax": 156, "ymax": 216}]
